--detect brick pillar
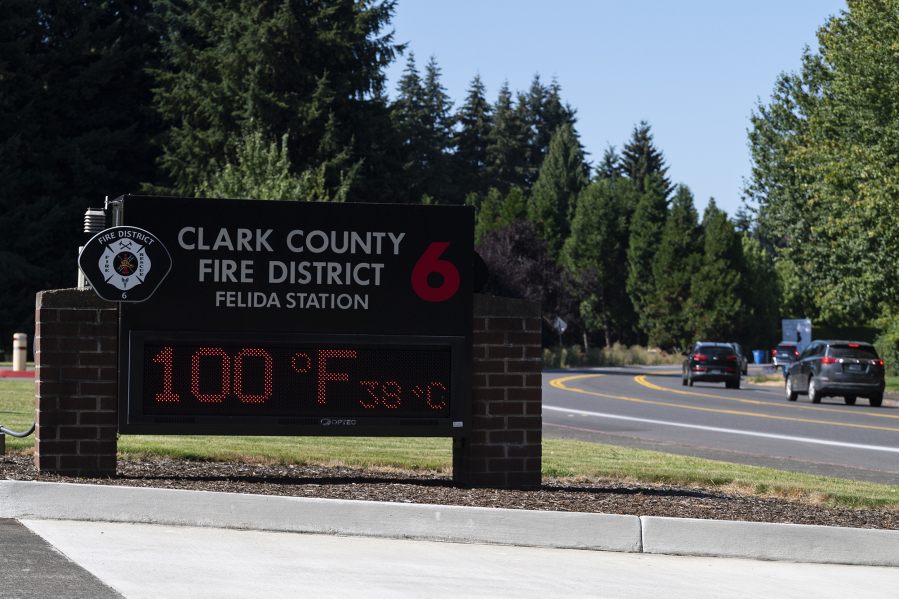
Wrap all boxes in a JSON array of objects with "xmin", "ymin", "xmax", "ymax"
[
  {"xmin": 453, "ymin": 294, "xmax": 542, "ymax": 488},
  {"xmin": 35, "ymin": 288, "xmax": 118, "ymax": 477}
]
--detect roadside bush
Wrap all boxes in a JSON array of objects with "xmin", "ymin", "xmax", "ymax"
[
  {"xmin": 542, "ymin": 344, "xmax": 682, "ymax": 369},
  {"xmin": 874, "ymin": 317, "xmax": 899, "ymax": 376}
]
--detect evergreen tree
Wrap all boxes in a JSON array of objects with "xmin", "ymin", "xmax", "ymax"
[
  {"xmin": 527, "ymin": 124, "xmax": 589, "ymax": 257},
  {"xmin": 685, "ymin": 200, "xmax": 744, "ymax": 342},
  {"xmin": 150, "ymin": 0, "xmax": 402, "ymax": 202},
  {"xmin": 197, "ymin": 131, "xmax": 356, "ymax": 202},
  {"xmin": 644, "ymin": 185, "xmax": 702, "ymax": 349},
  {"xmin": 620, "ymin": 121, "xmax": 674, "ymax": 196},
  {"xmin": 0, "ymin": 0, "xmax": 162, "ymax": 353},
  {"xmin": 474, "ymin": 187, "xmax": 504, "ymax": 243},
  {"xmin": 561, "ymin": 180, "xmax": 631, "ymax": 347},
  {"xmin": 740, "ymin": 235, "xmax": 781, "ymax": 349},
  {"xmin": 485, "ymin": 82, "xmax": 529, "ymax": 193},
  {"xmin": 497, "ymin": 187, "xmax": 527, "ymax": 227},
  {"xmin": 453, "ymin": 75, "xmax": 492, "ymax": 200},
  {"xmin": 421, "ymin": 55, "xmax": 454, "ymax": 202},
  {"xmin": 626, "ymin": 174, "xmax": 669, "ymax": 341},
  {"xmin": 393, "ymin": 53, "xmax": 427, "ymax": 197},
  {"xmin": 596, "ymin": 145, "xmax": 620, "ymax": 181},
  {"xmin": 522, "ymin": 75, "xmax": 577, "ymax": 184}
]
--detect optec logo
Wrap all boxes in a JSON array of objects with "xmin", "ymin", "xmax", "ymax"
[{"xmin": 320, "ymin": 419, "xmax": 357, "ymax": 426}]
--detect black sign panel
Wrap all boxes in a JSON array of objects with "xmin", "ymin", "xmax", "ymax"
[
  {"xmin": 78, "ymin": 227, "xmax": 172, "ymax": 302},
  {"xmin": 115, "ymin": 195, "xmax": 473, "ymax": 436}
]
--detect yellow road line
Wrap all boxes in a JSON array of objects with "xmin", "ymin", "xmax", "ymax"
[
  {"xmin": 549, "ymin": 375, "xmax": 899, "ymax": 433},
  {"xmin": 634, "ymin": 373, "xmax": 899, "ymax": 421}
]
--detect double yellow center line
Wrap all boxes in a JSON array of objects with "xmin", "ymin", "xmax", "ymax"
[{"xmin": 550, "ymin": 374, "xmax": 899, "ymax": 433}]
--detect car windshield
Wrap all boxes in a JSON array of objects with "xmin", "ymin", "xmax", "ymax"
[
  {"xmin": 698, "ymin": 346, "xmax": 734, "ymax": 357},
  {"xmin": 828, "ymin": 346, "xmax": 879, "ymax": 360},
  {"xmin": 776, "ymin": 345, "xmax": 796, "ymax": 353}
]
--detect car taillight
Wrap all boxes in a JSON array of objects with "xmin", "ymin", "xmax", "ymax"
[
  {"xmin": 772, "ymin": 349, "xmax": 777, "ymax": 355},
  {"xmin": 878, "ymin": 360, "xmax": 884, "ymax": 366},
  {"xmin": 794, "ymin": 350, "xmax": 799, "ymax": 356},
  {"xmin": 692, "ymin": 354, "xmax": 706, "ymax": 361},
  {"xmin": 821, "ymin": 357, "xmax": 837, "ymax": 365},
  {"xmin": 727, "ymin": 355, "xmax": 737, "ymax": 362},
  {"xmin": 849, "ymin": 344, "xmax": 859, "ymax": 347}
]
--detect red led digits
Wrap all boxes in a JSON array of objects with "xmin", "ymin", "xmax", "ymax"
[
  {"xmin": 381, "ymin": 382, "xmax": 402, "ymax": 408},
  {"xmin": 317, "ymin": 350, "xmax": 357, "ymax": 404},
  {"xmin": 234, "ymin": 348, "xmax": 273, "ymax": 403},
  {"xmin": 292, "ymin": 353, "xmax": 311, "ymax": 373},
  {"xmin": 145, "ymin": 344, "xmax": 451, "ymax": 417},
  {"xmin": 152, "ymin": 347, "xmax": 179, "ymax": 402},
  {"xmin": 411, "ymin": 242, "xmax": 460, "ymax": 302},
  {"xmin": 359, "ymin": 381, "xmax": 379, "ymax": 408},
  {"xmin": 191, "ymin": 348, "xmax": 229, "ymax": 402},
  {"xmin": 427, "ymin": 382, "xmax": 448, "ymax": 410}
]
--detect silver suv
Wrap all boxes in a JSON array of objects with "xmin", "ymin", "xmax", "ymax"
[{"xmin": 784, "ymin": 340, "xmax": 885, "ymax": 407}]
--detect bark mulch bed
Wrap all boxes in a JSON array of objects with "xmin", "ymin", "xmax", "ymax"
[{"xmin": 2, "ymin": 455, "xmax": 896, "ymax": 531}]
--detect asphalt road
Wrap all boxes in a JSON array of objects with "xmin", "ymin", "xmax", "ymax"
[{"xmin": 542, "ymin": 366, "xmax": 899, "ymax": 485}]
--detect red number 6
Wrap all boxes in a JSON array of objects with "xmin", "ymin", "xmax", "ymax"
[{"xmin": 412, "ymin": 242, "xmax": 460, "ymax": 302}]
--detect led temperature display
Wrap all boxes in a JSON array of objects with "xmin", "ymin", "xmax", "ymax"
[{"xmin": 142, "ymin": 344, "xmax": 452, "ymax": 417}]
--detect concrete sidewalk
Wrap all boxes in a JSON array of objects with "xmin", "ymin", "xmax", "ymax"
[
  {"xmin": 20, "ymin": 519, "xmax": 899, "ymax": 599},
  {"xmin": 2, "ymin": 480, "xmax": 898, "ymax": 567}
]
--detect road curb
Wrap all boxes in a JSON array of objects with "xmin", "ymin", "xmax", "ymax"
[
  {"xmin": 640, "ymin": 516, "xmax": 899, "ymax": 567},
  {"xmin": 0, "ymin": 481, "xmax": 640, "ymax": 553},
  {"xmin": 2, "ymin": 480, "xmax": 897, "ymax": 566}
]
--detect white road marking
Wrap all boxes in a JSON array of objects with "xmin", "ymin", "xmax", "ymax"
[{"xmin": 544, "ymin": 405, "xmax": 899, "ymax": 454}]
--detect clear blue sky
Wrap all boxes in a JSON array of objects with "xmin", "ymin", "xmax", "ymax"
[{"xmin": 384, "ymin": 0, "xmax": 848, "ymax": 217}]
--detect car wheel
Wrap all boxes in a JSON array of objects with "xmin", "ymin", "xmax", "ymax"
[
  {"xmin": 688, "ymin": 374, "xmax": 693, "ymax": 387},
  {"xmin": 844, "ymin": 396, "xmax": 857, "ymax": 406},
  {"xmin": 733, "ymin": 377, "xmax": 740, "ymax": 390},
  {"xmin": 785, "ymin": 376, "xmax": 797, "ymax": 401},
  {"xmin": 808, "ymin": 377, "xmax": 821, "ymax": 403},
  {"xmin": 870, "ymin": 394, "xmax": 883, "ymax": 408},
  {"xmin": 682, "ymin": 370, "xmax": 688, "ymax": 386},
  {"xmin": 724, "ymin": 381, "xmax": 732, "ymax": 389}
]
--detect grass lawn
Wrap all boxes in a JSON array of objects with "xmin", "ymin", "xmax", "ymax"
[
  {"xmin": 2, "ymin": 380, "xmax": 897, "ymax": 509},
  {"xmin": 885, "ymin": 376, "xmax": 899, "ymax": 393}
]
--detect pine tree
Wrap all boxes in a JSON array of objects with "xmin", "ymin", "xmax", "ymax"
[
  {"xmin": 644, "ymin": 185, "xmax": 702, "ymax": 349},
  {"xmin": 393, "ymin": 53, "xmax": 428, "ymax": 201},
  {"xmin": 561, "ymin": 180, "xmax": 631, "ymax": 347},
  {"xmin": 522, "ymin": 75, "xmax": 577, "ymax": 184},
  {"xmin": 474, "ymin": 187, "xmax": 504, "ymax": 243},
  {"xmin": 620, "ymin": 121, "xmax": 674, "ymax": 196},
  {"xmin": 0, "ymin": 0, "xmax": 162, "ymax": 353},
  {"xmin": 150, "ymin": 0, "xmax": 402, "ymax": 201},
  {"xmin": 527, "ymin": 124, "xmax": 589, "ymax": 257},
  {"xmin": 497, "ymin": 187, "xmax": 527, "ymax": 227},
  {"xmin": 626, "ymin": 174, "xmax": 669, "ymax": 340},
  {"xmin": 421, "ymin": 55, "xmax": 454, "ymax": 202},
  {"xmin": 686, "ymin": 200, "xmax": 744, "ymax": 342},
  {"xmin": 596, "ymin": 146, "xmax": 620, "ymax": 181},
  {"xmin": 197, "ymin": 131, "xmax": 356, "ymax": 202},
  {"xmin": 485, "ymin": 82, "xmax": 529, "ymax": 193},
  {"xmin": 453, "ymin": 75, "xmax": 492, "ymax": 200}
]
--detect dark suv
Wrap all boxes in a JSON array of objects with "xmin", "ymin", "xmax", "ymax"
[
  {"xmin": 784, "ymin": 341, "xmax": 885, "ymax": 407},
  {"xmin": 773, "ymin": 342, "xmax": 799, "ymax": 367},
  {"xmin": 682, "ymin": 342, "xmax": 741, "ymax": 389}
]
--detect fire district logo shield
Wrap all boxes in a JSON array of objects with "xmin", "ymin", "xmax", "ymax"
[
  {"xmin": 100, "ymin": 240, "xmax": 150, "ymax": 291},
  {"xmin": 79, "ymin": 226, "xmax": 171, "ymax": 302}
]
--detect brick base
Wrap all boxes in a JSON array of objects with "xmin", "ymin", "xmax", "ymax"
[
  {"xmin": 35, "ymin": 288, "xmax": 118, "ymax": 477},
  {"xmin": 453, "ymin": 294, "xmax": 542, "ymax": 488}
]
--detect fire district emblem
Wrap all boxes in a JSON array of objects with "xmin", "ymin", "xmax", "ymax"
[{"xmin": 99, "ymin": 239, "xmax": 151, "ymax": 291}]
